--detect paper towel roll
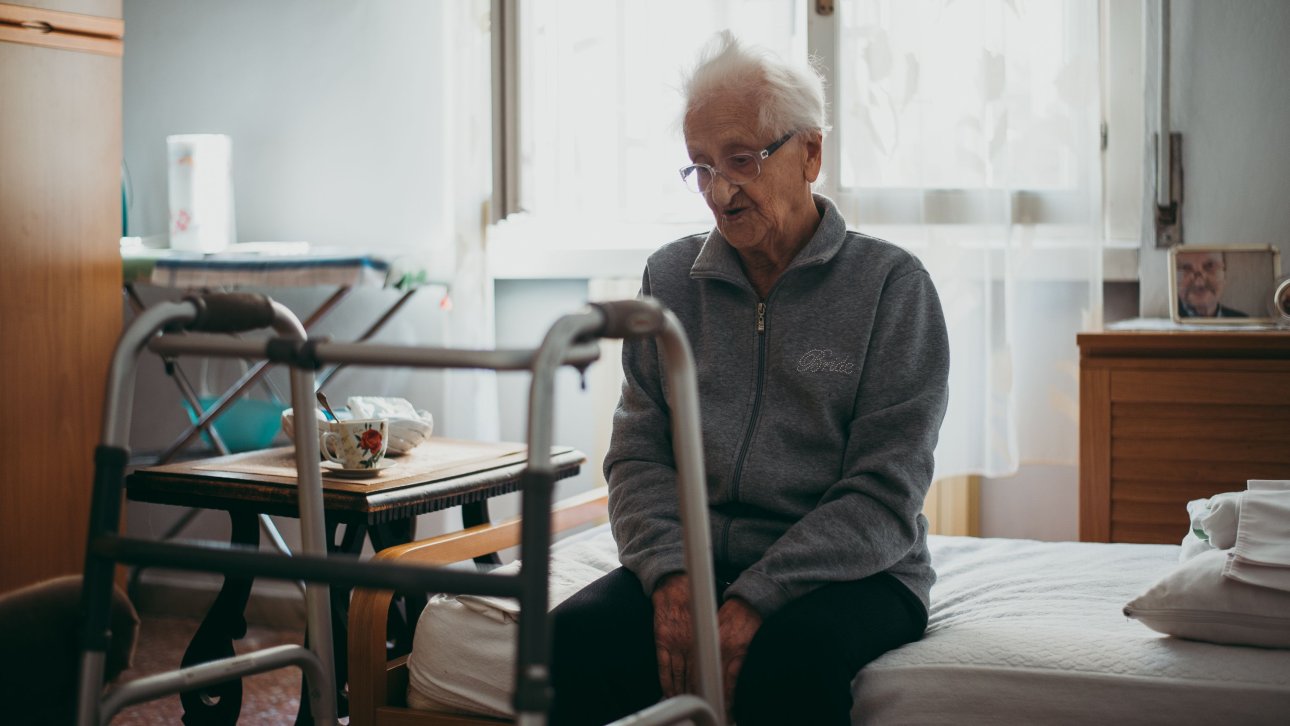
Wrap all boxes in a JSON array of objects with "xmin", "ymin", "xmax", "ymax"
[{"xmin": 167, "ymin": 134, "xmax": 236, "ymax": 253}]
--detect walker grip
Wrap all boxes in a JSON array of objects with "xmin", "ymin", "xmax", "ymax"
[
  {"xmin": 590, "ymin": 298, "xmax": 666, "ymax": 340},
  {"xmin": 182, "ymin": 293, "xmax": 277, "ymax": 333}
]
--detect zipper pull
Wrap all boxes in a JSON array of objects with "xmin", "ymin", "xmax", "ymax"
[{"xmin": 756, "ymin": 302, "xmax": 766, "ymax": 333}]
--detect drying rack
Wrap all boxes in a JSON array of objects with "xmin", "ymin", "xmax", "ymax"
[
  {"xmin": 77, "ymin": 292, "xmax": 723, "ymax": 726},
  {"xmin": 120, "ymin": 249, "xmax": 444, "ymax": 583}
]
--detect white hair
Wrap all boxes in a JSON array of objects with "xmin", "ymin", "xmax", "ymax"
[{"xmin": 681, "ymin": 30, "xmax": 829, "ymax": 138}]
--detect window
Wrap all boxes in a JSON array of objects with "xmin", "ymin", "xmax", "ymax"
[
  {"xmin": 829, "ymin": 0, "xmax": 1101, "ymax": 230},
  {"xmin": 492, "ymin": 0, "xmax": 1140, "ymax": 258},
  {"xmin": 488, "ymin": 0, "xmax": 1145, "ymax": 478},
  {"xmin": 490, "ymin": 0, "xmax": 806, "ymax": 258}
]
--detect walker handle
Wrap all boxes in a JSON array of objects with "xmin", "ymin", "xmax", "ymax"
[
  {"xmin": 182, "ymin": 293, "xmax": 278, "ymax": 333},
  {"xmin": 589, "ymin": 299, "xmax": 667, "ymax": 340}
]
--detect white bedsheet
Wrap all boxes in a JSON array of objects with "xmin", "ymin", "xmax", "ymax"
[
  {"xmin": 406, "ymin": 530, "xmax": 1290, "ymax": 723},
  {"xmin": 855, "ymin": 536, "xmax": 1290, "ymax": 725}
]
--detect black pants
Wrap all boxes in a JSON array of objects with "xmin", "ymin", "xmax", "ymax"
[{"xmin": 549, "ymin": 567, "xmax": 927, "ymax": 726}]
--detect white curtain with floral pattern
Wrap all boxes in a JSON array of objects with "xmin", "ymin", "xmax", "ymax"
[
  {"xmin": 829, "ymin": 0, "xmax": 1104, "ymax": 478},
  {"xmin": 496, "ymin": 0, "xmax": 1106, "ymax": 480}
]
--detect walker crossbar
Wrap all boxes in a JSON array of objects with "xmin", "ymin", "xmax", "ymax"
[
  {"xmin": 77, "ymin": 294, "xmax": 721, "ymax": 726},
  {"xmin": 90, "ymin": 536, "xmax": 534, "ymax": 599},
  {"xmin": 98, "ymin": 644, "xmax": 327, "ymax": 724},
  {"xmin": 147, "ymin": 336, "xmax": 603, "ymax": 373}
]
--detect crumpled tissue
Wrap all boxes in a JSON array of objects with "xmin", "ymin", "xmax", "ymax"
[{"xmin": 281, "ymin": 396, "xmax": 434, "ymax": 454}]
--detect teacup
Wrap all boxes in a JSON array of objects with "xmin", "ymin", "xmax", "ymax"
[{"xmin": 320, "ymin": 418, "xmax": 388, "ymax": 470}]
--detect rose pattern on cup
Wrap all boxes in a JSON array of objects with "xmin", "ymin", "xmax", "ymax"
[{"xmin": 358, "ymin": 428, "xmax": 383, "ymax": 457}]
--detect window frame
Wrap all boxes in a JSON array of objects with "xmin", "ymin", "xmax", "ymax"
[{"xmin": 487, "ymin": 0, "xmax": 1144, "ymax": 280}]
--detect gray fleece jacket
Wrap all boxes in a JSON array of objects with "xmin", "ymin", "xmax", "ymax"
[{"xmin": 604, "ymin": 195, "xmax": 950, "ymax": 618}]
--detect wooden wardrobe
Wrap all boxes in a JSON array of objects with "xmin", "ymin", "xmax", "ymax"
[{"xmin": 0, "ymin": 0, "xmax": 123, "ymax": 593}]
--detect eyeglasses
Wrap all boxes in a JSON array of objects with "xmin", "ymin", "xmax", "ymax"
[
  {"xmin": 679, "ymin": 132, "xmax": 795, "ymax": 194},
  {"xmin": 1177, "ymin": 261, "xmax": 1224, "ymax": 279}
]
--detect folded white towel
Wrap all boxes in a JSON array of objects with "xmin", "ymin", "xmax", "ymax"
[
  {"xmin": 1248, "ymin": 479, "xmax": 1290, "ymax": 493},
  {"xmin": 1224, "ymin": 555, "xmax": 1290, "ymax": 593},
  {"xmin": 1187, "ymin": 497, "xmax": 1213, "ymax": 540},
  {"xmin": 1223, "ymin": 483, "xmax": 1290, "ymax": 593},
  {"xmin": 1198, "ymin": 492, "xmax": 1244, "ymax": 549},
  {"xmin": 1179, "ymin": 529, "xmax": 1214, "ymax": 562}
]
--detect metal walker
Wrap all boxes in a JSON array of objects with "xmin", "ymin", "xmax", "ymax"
[{"xmin": 76, "ymin": 293, "xmax": 722, "ymax": 725}]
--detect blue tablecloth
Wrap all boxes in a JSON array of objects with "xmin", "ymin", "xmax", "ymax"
[{"xmin": 122, "ymin": 247, "xmax": 399, "ymax": 289}]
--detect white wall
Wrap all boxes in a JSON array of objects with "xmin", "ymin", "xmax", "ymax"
[
  {"xmin": 998, "ymin": 0, "xmax": 1290, "ymax": 540},
  {"xmin": 121, "ymin": 0, "xmax": 463, "ymax": 599},
  {"xmin": 992, "ymin": 0, "xmax": 1290, "ymax": 543},
  {"xmin": 489, "ymin": 280, "xmax": 600, "ymax": 528},
  {"xmin": 123, "ymin": 0, "xmax": 451, "ymax": 255},
  {"xmin": 1139, "ymin": 0, "xmax": 1290, "ymax": 316}
]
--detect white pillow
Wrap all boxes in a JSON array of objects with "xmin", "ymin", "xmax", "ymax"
[{"xmin": 1124, "ymin": 548, "xmax": 1290, "ymax": 648}]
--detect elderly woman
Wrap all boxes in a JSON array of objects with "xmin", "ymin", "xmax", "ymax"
[{"xmin": 550, "ymin": 32, "xmax": 949, "ymax": 726}]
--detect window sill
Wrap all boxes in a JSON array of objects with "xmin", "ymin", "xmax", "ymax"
[
  {"xmin": 486, "ymin": 218, "xmax": 1142, "ymax": 283},
  {"xmin": 1103, "ymin": 245, "xmax": 1140, "ymax": 283}
]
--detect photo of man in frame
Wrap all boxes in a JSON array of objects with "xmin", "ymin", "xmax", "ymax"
[{"xmin": 1175, "ymin": 250, "xmax": 1249, "ymax": 318}]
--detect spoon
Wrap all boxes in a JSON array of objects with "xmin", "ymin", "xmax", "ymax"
[{"xmin": 316, "ymin": 391, "xmax": 339, "ymax": 422}]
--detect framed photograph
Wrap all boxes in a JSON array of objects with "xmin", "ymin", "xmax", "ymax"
[{"xmin": 1169, "ymin": 245, "xmax": 1283, "ymax": 325}]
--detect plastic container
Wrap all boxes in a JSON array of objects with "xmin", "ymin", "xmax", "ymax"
[
  {"xmin": 167, "ymin": 134, "xmax": 236, "ymax": 253},
  {"xmin": 183, "ymin": 397, "xmax": 288, "ymax": 453}
]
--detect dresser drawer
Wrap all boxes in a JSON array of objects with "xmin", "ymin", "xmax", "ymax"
[{"xmin": 1079, "ymin": 332, "xmax": 1290, "ymax": 543}]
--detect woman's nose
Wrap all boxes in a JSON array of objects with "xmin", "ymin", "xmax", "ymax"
[{"xmin": 706, "ymin": 174, "xmax": 737, "ymax": 204}]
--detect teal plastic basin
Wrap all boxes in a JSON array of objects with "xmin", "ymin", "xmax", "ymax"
[{"xmin": 182, "ymin": 396, "xmax": 288, "ymax": 453}]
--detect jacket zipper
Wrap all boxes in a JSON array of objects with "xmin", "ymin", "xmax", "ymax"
[{"xmin": 728, "ymin": 301, "xmax": 768, "ymax": 520}]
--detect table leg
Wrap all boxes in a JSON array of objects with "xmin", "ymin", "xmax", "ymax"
[
  {"xmin": 179, "ymin": 511, "xmax": 259, "ymax": 726},
  {"xmin": 463, "ymin": 499, "xmax": 504, "ymax": 566}
]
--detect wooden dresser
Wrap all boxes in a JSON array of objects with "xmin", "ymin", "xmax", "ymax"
[{"xmin": 1078, "ymin": 331, "xmax": 1290, "ymax": 544}]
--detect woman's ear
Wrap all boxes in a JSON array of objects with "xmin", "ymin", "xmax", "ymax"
[{"xmin": 801, "ymin": 130, "xmax": 823, "ymax": 183}]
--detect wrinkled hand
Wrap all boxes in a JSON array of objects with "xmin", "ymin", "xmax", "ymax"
[
  {"xmin": 717, "ymin": 597, "xmax": 762, "ymax": 711},
  {"xmin": 651, "ymin": 573, "xmax": 694, "ymax": 698}
]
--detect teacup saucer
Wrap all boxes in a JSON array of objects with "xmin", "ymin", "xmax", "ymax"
[{"xmin": 321, "ymin": 459, "xmax": 397, "ymax": 479}]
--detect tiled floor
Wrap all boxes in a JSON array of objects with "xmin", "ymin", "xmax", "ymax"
[{"xmin": 110, "ymin": 616, "xmax": 308, "ymax": 725}]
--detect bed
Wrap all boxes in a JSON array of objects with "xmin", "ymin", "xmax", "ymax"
[{"xmin": 348, "ymin": 490, "xmax": 1290, "ymax": 725}]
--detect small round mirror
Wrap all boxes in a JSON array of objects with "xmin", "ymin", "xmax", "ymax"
[{"xmin": 1275, "ymin": 276, "xmax": 1290, "ymax": 321}]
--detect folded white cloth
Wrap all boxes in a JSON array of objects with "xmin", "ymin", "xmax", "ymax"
[
  {"xmin": 347, "ymin": 395, "xmax": 420, "ymax": 419},
  {"xmin": 1187, "ymin": 497, "xmax": 1213, "ymax": 539},
  {"xmin": 1198, "ymin": 492, "xmax": 1244, "ymax": 549},
  {"xmin": 1224, "ymin": 482, "xmax": 1290, "ymax": 593},
  {"xmin": 1182, "ymin": 497, "xmax": 1218, "ymax": 561},
  {"xmin": 1179, "ymin": 529, "xmax": 1214, "ymax": 562}
]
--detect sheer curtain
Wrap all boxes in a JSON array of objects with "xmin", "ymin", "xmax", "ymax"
[
  {"xmin": 492, "ymin": 0, "xmax": 1106, "ymax": 481},
  {"xmin": 438, "ymin": 0, "xmax": 501, "ymax": 443},
  {"xmin": 827, "ymin": 0, "xmax": 1104, "ymax": 479},
  {"xmin": 496, "ymin": 0, "xmax": 806, "ymax": 250}
]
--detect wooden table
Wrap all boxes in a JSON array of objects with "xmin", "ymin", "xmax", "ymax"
[{"xmin": 127, "ymin": 438, "xmax": 585, "ymax": 724}]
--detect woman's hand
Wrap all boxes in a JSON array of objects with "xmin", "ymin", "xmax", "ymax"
[
  {"xmin": 717, "ymin": 597, "xmax": 762, "ymax": 710},
  {"xmin": 651, "ymin": 573, "xmax": 694, "ymax": 697}
]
